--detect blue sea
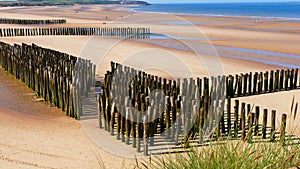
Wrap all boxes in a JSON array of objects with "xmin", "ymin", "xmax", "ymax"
[
  {"xmin": 128, "ymin": 2, "xmax": 300, "ymax": 68},
  {"xmin": 130, "ymin": 2, "xmax": 300, "ymax": 19}
]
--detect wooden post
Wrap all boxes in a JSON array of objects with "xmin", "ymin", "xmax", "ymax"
[
  {"xmin": 249, "ymin": 72, "xmax": 252, "ymax": 95},
  {"xmin": 280, "ymin": 114, "xmax": 287, "ymax": 145},
  {"xmin": 98, "ymin": 93, "xmax": 103, "ymax": 128},
  {"xmin": 125, "ymin": 108, "xmax": 131, "ymax": 145},
  {"xmin": 121, "ymin": 106, "xmax": 126, "ymax": 142},
  {"xmin": 216, "ymin": 107, "xmax": 221, "ymax": 140},
  {"xmin": 270, "ymin": 70, "xmax": 274, "ymax": 92},
  {"xmin": 280, "ymin": 69, "xmax": 284, "ymax": 90},
  {"xmin": 220, "ymin": 99, "xmax": 225, "ymax": 134},
  {"xmin": 294, "ymin": 68, "xmax": 298, "ymax": 89},
  {"xmin": 270, "ymin": 110, "xmax": 276, "ymax": 142},
  {"xmin": 110, "ymin": 105, "xmax": 116, "ymax": 136},
  {"xmin": 199, "ymin": 106, "xmax": 204, "ymax": 144},
  {"xmin": 143, "ymin": 114, "xmax": 149, "ymax": 156},
  {"xmin": 264, "ymin": 71, "xmax": 268, "ymax": 93},
  {"xmin": 275, "ymin": 70, "xmax": 280, "ymax": 91},
  {"xmin": 237, "ymin": 75, "xmax": 242, "ymax": 96},
  {"xmin": 102, "ymin": 90, "xmax": 107, "ymax": 130},
  {"xmin": 226, "ymin": 76, "xmax": 230, "ymax": 97},
  {"xmin": 247, "ymin": 104, "xmax": 251, "ymax": 126},
  {"xmin": 184, "ymin": 100, "xmax": 191, "ymax": 148},
  {"xmin": 285, "ymin": 70, "xmax": 289, "ymax": 90},
  {"xmin": 137, "ymin": 106, "xmax": 143, "ymax": 152},
  {"xmin": 247, "ymin": 113, "xmax": 253, "ymax": 143},
  {"xmin": 234, "ymin": 100, "xmax": 239, "ymax": 138},
  {"xmin": 116, "ymin": 110, "xmax": 121, "ymax": 140},
  {"xmin": 243, "ymin": 74, "xmax": 248, "ymax": 95},
  {"xmin": 227, "ymin": 97, "xmax": 231, "ymax": 136},
  {"xmin": 258, "ymin": 72, "xmax": 263, "ymax": 94},
  {"xmin": 262, "ymin": 109, "xmax": 268, "ymax": 139},
  {"xmin": 150, "ymin": 106, "xmax": 157, "ymax": 146},
  {"xmin": 106, "ymin": 96, "xmax": 112, "ymax": 132},
  {"xmin": 171, "ymin": 95, "xmax": 177, "ymax": 141},
  {"xmin": 233, "ymin": 75, "xmax": 238, "ymax": 96},
  {"xmin": 241, "ymin": 102, "xmax": 246, "ymax": 141},
  {"xmin": 165, "ymin": 97, "xmax": 171, "ymax": 138},
  {"xmin": 175, "ymin": 100, "xmax": 181, "ymax": 145},
  {"xmin": 254, "ymin": 106, "xmax": 260, "ymax": 136},
  {"xmin": 290, "ymin": 69, "xmax": 294, "ymax": 89},
  {"xmin": 253, "ymin": 72, "xmax": 258, "ymax": 94}
]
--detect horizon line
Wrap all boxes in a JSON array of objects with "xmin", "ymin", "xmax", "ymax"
[{"xmin": 146, "ymin": 1, "xmax": 300, "ymax": 4}]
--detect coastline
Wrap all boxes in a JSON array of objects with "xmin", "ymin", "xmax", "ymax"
[
  {"xmin": 130, "ymin": 9, "xmax": 300, "ymax": 21},
  {"xmin": 0, "ymin": 4, "xmax": 299, "ymax": 168},
  {"xmin": 0, "ymin": 5, "xmax": 299, "ymax": 71},
  {"xmin": 129, "ymin": 2, "xmax": 300, "ymax": 20}
]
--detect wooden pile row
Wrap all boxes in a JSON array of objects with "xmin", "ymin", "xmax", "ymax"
[
  {"xmin": 227, "ymin": 98, "xmax": 293, "ymax": 144},
  {"xmin": 0, "ymin": 41, "xmax": 95, "ymax": 119},
  {"xmin": 227, "ymin": 69, "xmax": 298, "ymax": 97},
  {"xmin": 0, "ymin": 27, "xmax": 151, "ymax": 38},
  {"xmin": 98, "ymin": 62, "xmax": 221, "ymax": 155},
  {"xmin": 0, "ymin": 18, "xmax": 66, "ymax": 25},
  {"xmin": 73, "ymin": 58, "xmax": 96, "ymax": 120},
  {"xmin": 97, "ymin": 62, "xmax": 299, "ymax": 155}
]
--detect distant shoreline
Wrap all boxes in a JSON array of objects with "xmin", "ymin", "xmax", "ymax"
[
  {"xmin": 129, "ymin": 3, "xmax": 300, "ymax": 20},
  {"xmin": 132, "ymin": 9, "xmax": 300, "ymax": 21},
  {"xmin": 0, "ymin": 0, "xmax": 151, "ymax": 7}
]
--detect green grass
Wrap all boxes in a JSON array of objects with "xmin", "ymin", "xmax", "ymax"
[{"xmin": 136, "ymin": 139, "xmax": 300, "ymax": 169}]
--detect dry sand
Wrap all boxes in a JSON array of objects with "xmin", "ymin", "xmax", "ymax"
[
  {"xmin": 0, "ymin": 4, "xmax": 299, "ymax": 168},
  {"xmin": 0, "ymin": 67, "xmax": 137, "ymax": 169}
]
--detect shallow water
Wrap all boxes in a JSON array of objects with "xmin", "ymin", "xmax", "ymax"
[
  {"xmin": 220, "ymin": 53, "xmax": 299, "ymax": 69},
  {"xmin": 133, "ymin": 37, "xmax": 300, "ymax": 68},
  {"xmin": 215, "ymin": 46, "xmax": 300, "ymax": 60},
  {"xmin": 149, "ymin": 33, "xmax": 219, "ymax": 41},
  {"xmin": 154, "ymin": 21, "xmax": 211, "ymax": 26},
  {"xmin": 225, "ymin": 26, "xmax": 300, "ymax": 33}
]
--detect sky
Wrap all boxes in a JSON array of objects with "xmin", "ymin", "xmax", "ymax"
[{"xmin": 146, "ymin": 0, "xmax": 299, "ymax": 4}]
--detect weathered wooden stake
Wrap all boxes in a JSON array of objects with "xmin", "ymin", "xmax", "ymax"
[
  {"xmin": 280, "ymin": 114, "xmax": 287, "ymax": 145},
  {"xmin": 262, "ymin": 109, "xmax": 268, "ymax": 139},
  {"xmin": 234, "ymin": 100, "xmax": 239, "ymax": 138},
  {"xmin": 241, "ymin": 103, "xmax": 246, "ymax": 141},
  {"xmin": 270, "ymin": 110, "xmax": 276, "ymax": 142}
]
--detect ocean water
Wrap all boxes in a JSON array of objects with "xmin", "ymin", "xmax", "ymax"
[
  {"xmin": 132, "ymin": 34, "xmax": 300, "ymax": 68},
  {"xmin": 128, "ymin": 2, "xmax": 300, "ymax": 68},
  {"xmin": 130, "ymin": 2, "xmax": 300, "ymax": 19}
]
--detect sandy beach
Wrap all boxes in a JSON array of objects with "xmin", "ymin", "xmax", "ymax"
[
  {"xmin": 0, "ymin": 67, "xmax": 138, "ymax": 168},
  {"xmin": 0, "ymin": 4, "xmax": 299, "ymax": 168}
]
